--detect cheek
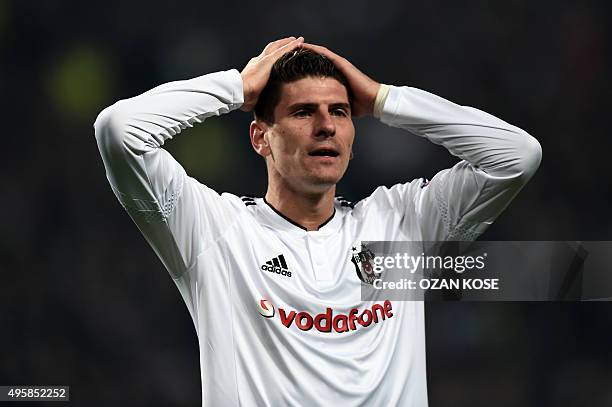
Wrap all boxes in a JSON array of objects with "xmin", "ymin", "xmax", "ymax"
[
  {"xmin": 341, "ymin": 126, "xmax": 356, "ymax": 149},
  {"xmin": 275, "ymin": 128, "xmax": 306, "ymax": 156}
]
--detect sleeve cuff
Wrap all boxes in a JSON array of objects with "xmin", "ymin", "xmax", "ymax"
[
  {"xmin": 373, "ymin": 84, "xmax": 391, "ymax": 119},
  {"xmin": 228, "ymin": 68, "xmax": 245, "ymax": 108}
]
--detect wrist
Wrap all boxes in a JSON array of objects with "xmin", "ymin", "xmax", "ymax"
[
  {"xmin": 240, "ymin": 73, "xmax": 254, "ymax": 112},
  {"xmin": 373, "ymin": 84, "xmax": 390, "ymax": 119}
]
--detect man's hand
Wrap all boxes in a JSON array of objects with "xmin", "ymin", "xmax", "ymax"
[
  {"xmin": 240, "ymin": 37, "xmax": 304, "ymax": 112},
  {"xmin": 300, "ymin": 43, "xmax": 380, "ymax": 117}
]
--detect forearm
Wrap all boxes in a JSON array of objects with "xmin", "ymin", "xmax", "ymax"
[
  {"xmin": 94, "ymin": 69, "xmax": 244, "ymax": 157},
  {"xmin": 376, "ymin": 85, "xmax": 542, "ymax": 180},
  {"xmin": 374, "ymin": 85, "xmax": 542, "ymax": 240}
]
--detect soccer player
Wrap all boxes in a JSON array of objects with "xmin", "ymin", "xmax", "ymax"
[{"xmin": 94, "ymin": 37, "xmax": 541, "ymax": 406}]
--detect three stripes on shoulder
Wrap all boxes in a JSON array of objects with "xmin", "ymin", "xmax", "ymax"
[
  {"xmin": 241, "ymin": 196, "xmax": 257, "ymax": 207},
  {"xmin": 241, "ymin": 196, "xmax": 356, "ymax": 209}
]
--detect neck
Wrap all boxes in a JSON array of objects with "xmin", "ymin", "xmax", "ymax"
[{"xmin": 265, "ymin": 182, "xmax": 336, "ymax": 231}]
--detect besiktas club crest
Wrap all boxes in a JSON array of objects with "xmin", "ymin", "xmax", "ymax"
[{"xmin": 351, "ymin": 242, "xmax": 381, "ymax": 285}]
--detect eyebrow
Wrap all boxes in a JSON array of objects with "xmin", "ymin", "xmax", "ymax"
[{"xmin": 287, "ymin": 102, "xmax": 351, "ymax": 112}]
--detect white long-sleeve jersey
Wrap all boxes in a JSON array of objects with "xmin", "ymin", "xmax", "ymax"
[{"xmin": 94, "ymin": 69, "xmax": 541, "ymax": 406}]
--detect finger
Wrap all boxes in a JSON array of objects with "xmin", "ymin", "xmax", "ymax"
[
  {"xmin": 263, "ymin": 37, "xmax": 304, "ymax": 65},
  {"xmin": 270, "ymin": 36, "xmax": 304, "ymax": 57},
  {"xmin": 263, "ymin": 37, "xmax": 297, "ymax": 54},
  {"xmin": 300, "ymin": 43, "xmax": 341, "ymax": 61}
]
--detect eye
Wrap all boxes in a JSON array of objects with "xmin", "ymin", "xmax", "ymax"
[
  {"xmin": 331, "ymin": 108, "xmax": 348, "ymax": 117},
  {"xmin": 293, "ymin": 110, "xmax": 312, "ymax": 118}
]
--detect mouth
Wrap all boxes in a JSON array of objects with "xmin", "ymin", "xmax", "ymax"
[{"xmin": 308, "ymin": 148, "xmax": 340, "ymax": 158}]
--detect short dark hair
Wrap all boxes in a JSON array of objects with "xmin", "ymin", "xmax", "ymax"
[{"xmin": 253, "ymin": 48, "xmax": 353, "ymax": 124}]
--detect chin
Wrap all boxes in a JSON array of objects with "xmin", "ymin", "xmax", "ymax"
[{"xmin": 306, "ymin": 173, "xmax": 343, "ymax": 190}]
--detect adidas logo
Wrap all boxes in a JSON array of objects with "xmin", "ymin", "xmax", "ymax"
[{"xmin": 261, "ymin": 254, "xmax": 292, "ymax": 278}]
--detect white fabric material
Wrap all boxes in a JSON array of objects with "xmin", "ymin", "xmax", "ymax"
[{"xmin": 94, "ymin": 69, "xmax": 541, "ymax": 407}]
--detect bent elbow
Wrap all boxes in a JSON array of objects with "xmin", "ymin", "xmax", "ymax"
[
  {"xmin": 515, "ymin": 131, "xmax": 542, "ymax": 181},
  {"xmin": 93, "ymin": 101, "xmax": 144, "ymax": 160},
  {"xmin": 94, "ymin": 102, "xmax": 130, "ymax": 144}
]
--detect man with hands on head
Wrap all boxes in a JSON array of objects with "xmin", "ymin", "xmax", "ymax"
[{"xmin": 95, "ymin": 36, "xmax": 541, "ymax": 406}]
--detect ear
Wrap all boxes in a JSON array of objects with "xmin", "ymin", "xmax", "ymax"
[{"xmin": 249, "ymin": 120, "xmax": 271, "ymax": 157}]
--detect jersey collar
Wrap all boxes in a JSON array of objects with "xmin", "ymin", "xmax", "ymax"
[{"xmin": 260, "ymin": 197, "xmax": 342, "ymax": 235}]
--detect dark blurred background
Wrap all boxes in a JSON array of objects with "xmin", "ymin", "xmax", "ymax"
[{"xmin": 1, "ymin": 0, "xmax": 610, "ymax": 406}]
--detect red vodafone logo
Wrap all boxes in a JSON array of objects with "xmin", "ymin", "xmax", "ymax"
[{"xmin": 258, "ymin": 300, "xmax": 394, "ymax": 333}]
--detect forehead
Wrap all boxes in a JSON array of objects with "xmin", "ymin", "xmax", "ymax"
[{"xmin": 276, "ymin": 76, "xmax": 349, "ymax": 108}]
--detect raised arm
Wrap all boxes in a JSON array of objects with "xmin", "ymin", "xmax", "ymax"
[
  {"xmin": 94, "ymin": 38, "xmax": 305, "ymax": 278},
  {"xmin": 94, "ymin": 69, "xmax": 245, "ymax": 278},
  {"xmin": 378, "ymin": 85, "xmax": 541, "ymax": 240},
  {"xmin": 95, "ymin": 69, "xmax": 244, "ymax": 199}
]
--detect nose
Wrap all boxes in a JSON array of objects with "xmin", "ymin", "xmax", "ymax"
[{"xmin": 314, "ymin": 110, "xmax": 335, "ymax": 138}]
